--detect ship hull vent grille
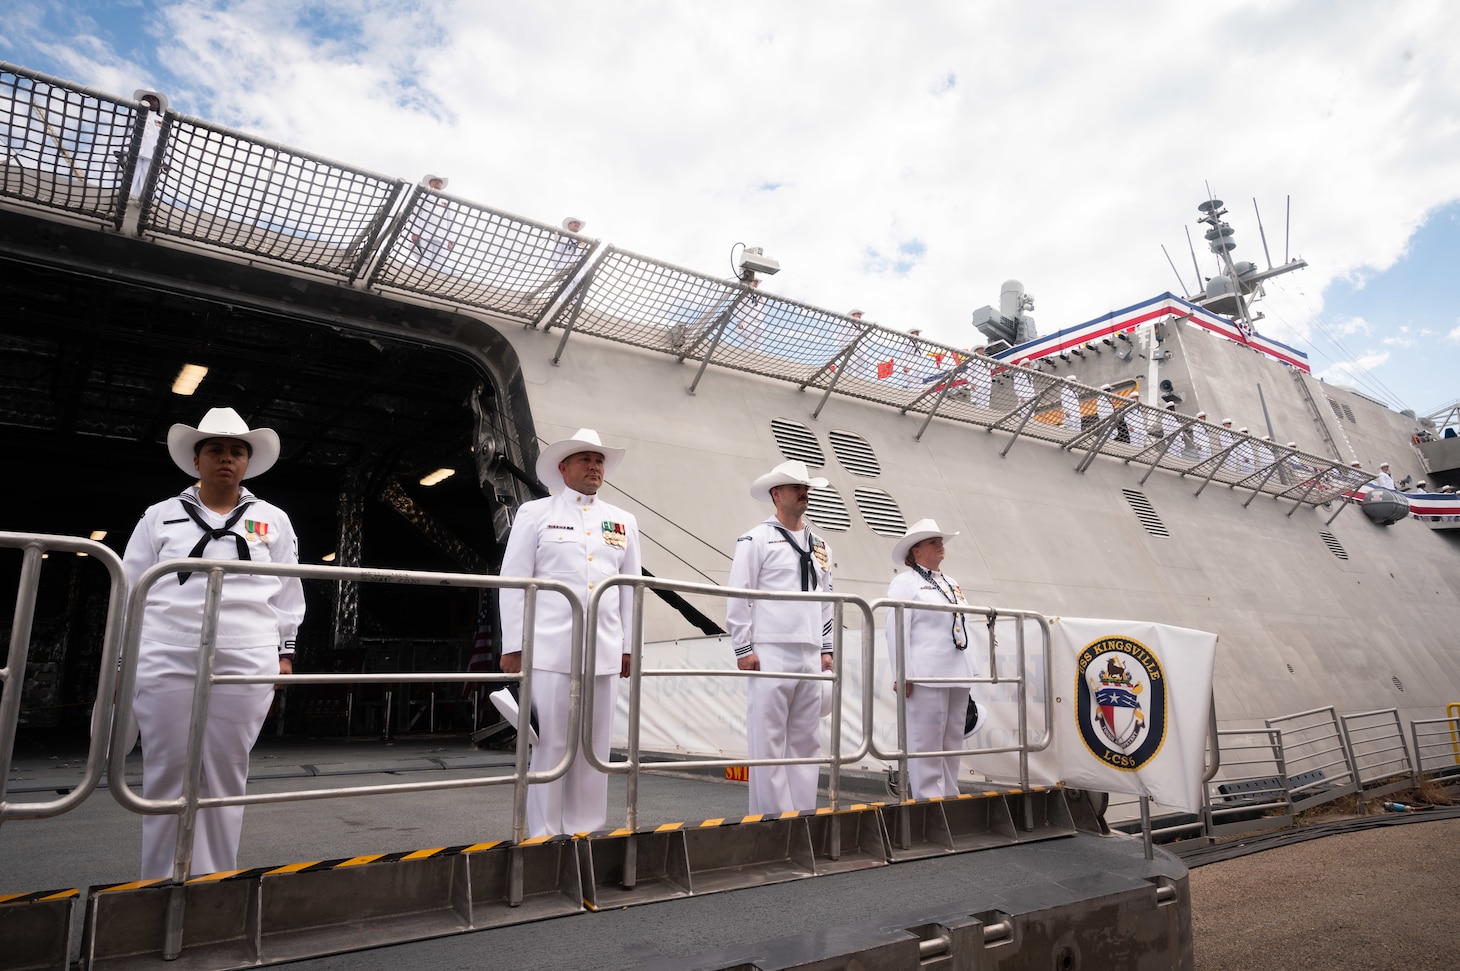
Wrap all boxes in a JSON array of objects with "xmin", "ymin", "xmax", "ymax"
[
  {"xmin": 770, "ymin": 418, "xmax": 826, "ymax": 467},
  {"xmin": 1121, "ymin": 489, "xmax": 1169, "ymax": 537},
  {"xmin": 852, "ymin": 488, "xmax": 908, "ymax": 536},
  {"xmin": 1318, "ymin": 530, "xmax": 1349, "ymax": 560},
  {"xmin": 807, "ymin": 487, "xmax": 851, "ymax": 531},
  {"xmin": 829, "ymin": 430, "xmax": 881, "ymax": 476}
]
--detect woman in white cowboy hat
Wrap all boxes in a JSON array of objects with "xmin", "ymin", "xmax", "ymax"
[
  {"xmin": 121, "ymin": 407, "xmax": 304, "ymax": 879},
  {"xmin": 885, "ymin": 519, "xmax": 977, "ymax": 799}
]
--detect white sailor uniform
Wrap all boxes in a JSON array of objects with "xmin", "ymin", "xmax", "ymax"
[
  {"xmin": 885, "ymin": 568, "xmax": 977, "ymax": 799},
  {"xmin": 406, "ymin": 194, "xmax": 457, "ymax": 271},
  {"xmin": 727, "ymin": 518, "xmax": 834, "ymax": 814},
  {"xmin": 499, "ymin": 489, "xmax": 640, "ymax": 836},
  {"xmin": 130, "ymin": 109, "xmax": 166, "ymax": 196},
  {"xmin": 122, "ymin": 486, "xmax": 303, "ymax": 879}
]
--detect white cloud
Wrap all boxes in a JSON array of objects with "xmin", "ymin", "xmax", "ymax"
[{"xmin": 1446, "ymin": 325, "xmax": 1460, "ymax": 344}]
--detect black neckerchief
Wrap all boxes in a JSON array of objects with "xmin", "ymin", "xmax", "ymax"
[
  {"xmin": 177, "ymin": 497, "xmax": 254, "ymax": 584},
  {"xmin": 912, "ymin": 564, "xmax": 968, "ymax": 650},
  {"xmin": 772, "ymin": 525, "xmax": 818, "ymax": 592}
]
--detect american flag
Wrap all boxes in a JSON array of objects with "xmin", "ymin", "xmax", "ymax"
[{"xmin": 462, "ymin": 590, "xmax": 497, "ymax": 700}]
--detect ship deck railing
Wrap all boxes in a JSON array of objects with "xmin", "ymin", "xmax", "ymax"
[{"xmin": 1, "ymin": 61, "xmax": 1378, "ymax": 514}]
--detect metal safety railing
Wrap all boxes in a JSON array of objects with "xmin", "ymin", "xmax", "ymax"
[
  {"xmin": 1201, "ymin": 728, "xmax": 1295, "ymax": 839},
  {"xmin": 1264, "ymin": 706, "xmax": 1361, "ymax": 814},
  {"xmin": 368, "ymin": 185, "xmax": 604, "ymax": 321},
  {"xmin": 138, "ymin": 112, "xmax": 406, "ymax": 278},
  {"xmin": 870, "ymin": 599, "xmax": 1053, "ymax": 828},
  {"xmin": 108, "ymin": 558, "xmax": 582, "ymax": 960},
  {"xmin": 0, "ymin": 60, "xmax": 1373, "ymax": 509},
  {"xmin": 0, "ymin": 63, "xmax": 141, "ymax": 226},
  {"xmin": 582, "ymin": 576, "xmax": 876, "ymax": 830},
  {"xmin": 0, "ymin": 532, "xmax": 128, "ymax": 824},
  {"xmin": 1338, "ymin": 707, "xmax": 1415, "ymax": 800},
  {"xmin": 1410, "ymin": 715, "xmax": 1460, "ymax": 781}
]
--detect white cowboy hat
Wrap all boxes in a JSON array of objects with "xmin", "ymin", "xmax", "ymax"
[
  {"xmin": 749, "ymin": 459, "xmax": 828, "ymax": 503},
  {"xmin": 488, "ymin": 688, "xmax": 538, "ymax": 747},
  {"xmin": 167, "ymin": 407, "xmax": 280, "ymax": 479},
  {"xmin": 133, "ymin": 89, "xmax": 169, "ymax": 113},
  {"xmin": 1379, "ymin": 462, "xmax": 1390, "ymax": 469},
  {"xmin": 891, "ymin": 518, "xmax": 960, "ymax": 567},
  {"xmin": 561, "ymin": 216, "xmax": 586, "ymax": 231},
  {"xmin": 535, "ymin": 428, "xmax": 626, "ymax": 493},
  {"xmin": 420, "ymin": 174, "xmax": 450, "ymax": 190},
  {"xmin": 819, "ymin": 680, "xmax": 835, "ymax": 719},
  {"xmin": 747, "ymin": 461, "xmax": 829, "ymax": 502}
]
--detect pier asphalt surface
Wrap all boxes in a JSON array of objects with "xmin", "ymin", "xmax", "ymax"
[{"xmin": 6, "ymin": 732, "xmax": 1459, "ymax": 969}]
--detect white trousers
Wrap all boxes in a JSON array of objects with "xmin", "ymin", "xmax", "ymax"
[
  {"xmin": 134, "ymin": 657, "xmax": 272, "ymax": 879},
  {"xmin": 907, "ymin": 685, "xmax": 966, "ymax": 799},
  {"xmin": 527, "ymin": 670, "xmax": 617, "ymax": 837},
  {"xmin": 747, "ymin": 642, "xmax": 822, "ymax": 814}
]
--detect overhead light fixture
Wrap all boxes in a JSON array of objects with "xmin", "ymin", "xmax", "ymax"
[
  {"xmin": 89, "ymin": 530, "xmax": 107, "ymax": 541},
  {"xmin": 76, "ymin": 551, "xmax": 89, "ymax": 557},
  {"xmin": 420, "ymin": 468, "xmax": 456, "ymax": 486},
  {"xmin": 172, "ymin": 363, "xmax": 209, "ymax": 395},
  {"xmin": 322, "ymin": 552, "xmax": 336, "ymax": 562}
]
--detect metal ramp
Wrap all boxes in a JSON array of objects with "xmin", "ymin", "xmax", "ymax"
[
  {"xmin": 0, "ymin": 888, "xmax": 79, "ymax": 971},
  {"xmin": 57, "ymin": 790, "xmax": 1084, "ymax": 969}
]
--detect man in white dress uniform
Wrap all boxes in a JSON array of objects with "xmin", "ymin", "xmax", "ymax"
[{"xmin": 499, "ymin": 429, "xmax": 640, "ymax": 836}]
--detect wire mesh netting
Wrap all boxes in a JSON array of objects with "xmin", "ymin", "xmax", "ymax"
[
  {"xmin": 140, "ymin": 115, "xmax": 403, "ymax": 277},
  {"xmin": 1, "ymin": 63, "xmax": 140, "ymax": 225},
  {"xmin": 369, "ymin": 191, "xmax": 600, "ymax": 321},
  {"xmin": 0, "ymin": 62, "xmax": 1375, "ymax": 509}
]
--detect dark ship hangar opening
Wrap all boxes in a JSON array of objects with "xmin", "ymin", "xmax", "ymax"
[{"xmin": 0, "ymin": 222, "xmax": 533, "ymax": 737}]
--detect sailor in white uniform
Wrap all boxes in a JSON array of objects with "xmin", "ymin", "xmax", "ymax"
[
  {"xmin": 968, "ymin": 347, "xmax": 993, "ymax": 410},
  {"xmin": 122, "ymin": 407, "xmax": 303, "ymax": 879},
  {"xmin": 1124, "ymin": 391, "xmax": 1148, "ymax": 449},
  {"xmin": 1012, "ymin": 363, "xmax": 1035, "ymax": 405},
  {"xmin": 406, "ymin": 175, "xmax": 456, "ymax": 271},
  {"xmin": 728, "ymin": 460, "xmax": 835, "ymax": 814},
  {"xmin": 1060, "ymin": 376, "xmax": 1082, "ymax": 431},
  {"xmin": 124, "ymin": 90, "xmax": 169, "ymax": 197},
  {"xmin": 885, "ymin": 520, "xmax": 976, "ymax": 799},
  {"xmin": 1190, "ymin": 411, "xmax": 1212, "ymax": 461},
  {"xmin": 1375, "ymin": 462, "xmax": 1395, "ymax": 490},
  {"xmin": 529, "ymin": 216, "xmax": 589, "ymax": 299},
  {"xmin": 499, "ymin": 429, "xmax": 640, "ymax": 836}
]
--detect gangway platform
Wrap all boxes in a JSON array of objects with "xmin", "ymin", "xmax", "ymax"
[{"xmin": 1, "ymin": 736, "xmax": 1188, "ymax": 970}]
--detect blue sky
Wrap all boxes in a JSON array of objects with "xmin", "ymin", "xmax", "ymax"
[{"xmin": 6, "ymin": 0, "xmax": 1458, "ymax": 415}]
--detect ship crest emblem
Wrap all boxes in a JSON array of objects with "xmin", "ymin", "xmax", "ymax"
[{"xmin": 1074, "ymin": 636, "xmax": 1167, "ymax": 772}]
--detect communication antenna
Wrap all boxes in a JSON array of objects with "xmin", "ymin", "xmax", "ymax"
[
  {"xmin": 1253, "ymin": 198, "xmax": 1273, "ymax": 270},
  {"xmin": 1284, "ymin": 195, "xmax": 1291, "ymax": 265},
  {"xmin": 1184, "ymin": 225, "xmax": 1202, "ymax": 286},
  {"xmin": 1161, "ymin": 245, "xmax": 1191, "ymax": 299}
]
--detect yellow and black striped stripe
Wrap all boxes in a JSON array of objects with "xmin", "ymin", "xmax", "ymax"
[{"xmin": 49, "ymin": 785, "xmax": 1062, "ymax": 901}]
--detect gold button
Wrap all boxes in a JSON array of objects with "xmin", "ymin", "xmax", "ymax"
[
  {"xmin": 588, "ymin": 555, "xmax": 594, "ymax": 561},
  {"xmin": 588, "ymin": 583, "xmax": 595, "ymax": 589}
]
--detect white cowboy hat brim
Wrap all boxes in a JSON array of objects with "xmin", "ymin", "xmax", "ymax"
[
  {"xmin": 535, "ymin": 429, "xmax": 626, "ymax": 493},
  {"xmin": 166, "ymin": 407, "xmax": 280, "ymax": 480},
  {"xmin": 891, "ymin": 518, "xmax": 960, "ymax": 567},
  {"xmin": 420, "ymin": 174, "xmax": 449, "ymax": 190},
  {"xmin": 819, "ymin": 681, "xmax": 834, "ymax": 719},
  {"xmin": 749, "ymin": 460, "xmax": 829, "ymax": 503},
  {"xmin": 489, "ymin": 688, "xmax": 538, "ymax": 747},
  {"xmin": 133, "ymin": 89, "xmax": 169, "ymax": 113}
]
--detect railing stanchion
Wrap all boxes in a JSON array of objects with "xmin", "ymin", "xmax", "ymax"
[{"xmin": 623, "ymin": 584, "xmax": 647, "ymax": 889}]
